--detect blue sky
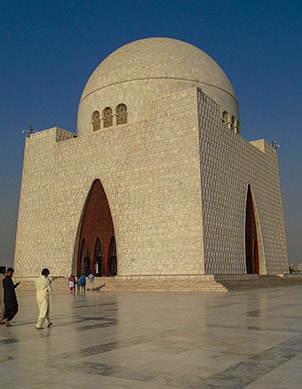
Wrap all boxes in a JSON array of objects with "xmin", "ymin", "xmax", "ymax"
[{"xmin": 1, "ymin": 0, "xmax": 301, "ymax": 267}]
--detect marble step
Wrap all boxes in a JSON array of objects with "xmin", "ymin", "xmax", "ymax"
[
  {"xmin": 215, "ymin": 276, "xmax": 302, "ymax": 290},
  {"xmin": 16, "ymin": 278, "xmax": 69, "ymax": 291},
  {"xmin": 101, "ymin": 281, "xmax": 227, "ymax": 292},
  {"xmin": 15, "ymin": 278, "xmax": 227, "ymax": 292},
  {"xmin": 14, "ymin": 275, "xmax": 302, "ymax": 292}
]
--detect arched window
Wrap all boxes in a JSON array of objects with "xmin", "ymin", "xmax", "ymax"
[
  {"xmin": 116, "ymin": 103, "xmax": 127, "ymax": 125},
  {"xmin": 222, "ymin": 111, "xmax": 230, "ymax": 129},
  {"xmin": 91, "ymin": 111, "xmax": 100, "ymax": 131},
  {"xmin": 231, "ymin": 116, "xmax": 235, "ymax": 132},
  {"xmin": 103, "ymin": 107, "xmax": 113, "ymax": 128},
  {"xmin": 235, "ymin": 120, "xmax": 241, "ymax": 135}
]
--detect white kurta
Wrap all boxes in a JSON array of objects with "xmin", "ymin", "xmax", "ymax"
[{"xmin": 35, "ymin": 275, "xmax": 53, "ymax": 328}]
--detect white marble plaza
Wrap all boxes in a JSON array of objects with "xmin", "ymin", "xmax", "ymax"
[{"xmin": 1, "ymin": 287, "xmax": 302, "ymax": 388}]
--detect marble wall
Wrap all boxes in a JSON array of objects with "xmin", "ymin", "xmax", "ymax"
[
  {"xmin": 197, "ymin": 90, "xmax": 288, "ymax": 274},
  {"xmin": 14, "ymin": 88, "xmax": 288, "ymax": 277}
]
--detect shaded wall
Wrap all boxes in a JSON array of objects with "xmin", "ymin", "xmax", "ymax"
[{"xmin": 197, "ymin": 90, "xmax": 288, "ymax": 274}]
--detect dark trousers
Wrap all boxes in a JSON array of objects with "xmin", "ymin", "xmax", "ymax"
[{"xmin": 4, "ymin": 299, "xmax": 18, "ymax": 321}]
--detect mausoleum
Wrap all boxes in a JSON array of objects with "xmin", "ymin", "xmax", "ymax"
[{"xmin": 14, "ymin": 38, "xmax": 289, "ymax": 281}]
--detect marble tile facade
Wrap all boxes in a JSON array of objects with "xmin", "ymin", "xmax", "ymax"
[
  {"xmin": 197, "ymin": 90, "xmax": 288, "ymax": 274},
  {"xmin": 14, "ymin": 87, "xmax": 288, "ymax": 278}
]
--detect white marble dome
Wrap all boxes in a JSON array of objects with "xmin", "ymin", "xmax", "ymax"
[{"xmin": 77, "ymin": 38, "xmax": 239, "ymax": 136}]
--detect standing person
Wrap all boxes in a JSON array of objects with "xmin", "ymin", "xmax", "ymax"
[
  {"xmin": 2, "ymin": 268, "xmax": 20, "ymax": 326},
  {"xmin": 76, "ymin": 275, "xmax": 81, "ymax": 292},
  {"xmin": 79, "ymin": 274, "xmax": 86, "ymax": 292},
  {"xmin": 35, "ymin": 268, "xmax": 53, "ymax": 329},
  {"xmin": 88, "ymin": 273, "xmax": 95, "ymax": 291},
  {"xmin": 68, "ymin": 274, "xmax": 75, "ymax": 293},
  {"xmin": 0, "ymin": 266, "xmax": 6, "ymax": 324}
]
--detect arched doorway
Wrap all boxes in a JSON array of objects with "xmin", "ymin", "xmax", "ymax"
[
  {"xmin": 79, "ymin": 239, "xmax": 90, "ymax": 276},
  {"xmin": 245, "ymin": 186, "xmax": 259, "ymax": 274},
  {"xmin": 94, "ymin": 237, "xmax": 104, "ymax": 277},
  {"xmin": 77, "ymin": 180, "xmax": 116, "ymax": 277},
  {"xmin": 109, "ymin": 236, "xmax": 117, "ymax": 276}
]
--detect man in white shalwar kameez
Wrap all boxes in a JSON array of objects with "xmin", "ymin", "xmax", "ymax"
[{"xmin": 35, "ymin": 268, "xmax": 53, "ymax": 329}]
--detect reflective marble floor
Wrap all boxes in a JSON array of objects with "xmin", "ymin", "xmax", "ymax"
[{"xmin": 1, "ymin": 287, "xmax": 302, "ymax": 388}]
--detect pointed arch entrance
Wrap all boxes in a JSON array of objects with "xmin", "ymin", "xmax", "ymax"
[
  {"xmin": 79, "ymin": 239, "xmax": 90, "ymax": 276},
  {"xmin": 109, "ymin": 236, "xmax": 117, "ymax": 276},
  {"xmin": 77, "ymin": 180, "xmax": 116, "ymax": 277},
  {"xmin": 245, "ymin": 185, "xmax": 259, "ymax": 274},
  {"xmin": 94, "ymin": 237, "xmax": 104, "ymax": 276}
]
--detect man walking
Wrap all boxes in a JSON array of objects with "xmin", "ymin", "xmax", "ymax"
[
  {"xmin": 88, "ymin": 273, "xmax": 95, "ymax": 291},
  {"xmin": 0, "ymin": 266, "xmax": 6, "ymax": 324},
  {"xmin": 2, "ymin": 268, "xmax": 20, "ymax": 326},
  {"xmin": 79, "ymin": 274, "xmax": 86, "ymax": 292},
  {"xmin": 35, "ymin": 268, "xmax": 53, "ymax": 329}
]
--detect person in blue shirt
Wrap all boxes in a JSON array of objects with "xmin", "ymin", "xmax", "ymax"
[{"xmin": 79, "ymin": 274, "xmax": 86, "ymax": 292}]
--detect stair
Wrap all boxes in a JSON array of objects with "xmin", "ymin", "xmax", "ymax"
[
  {"xmin": 215, "ymin": 275, "xmax": 302, "ymax": 290},
  {"xmin": 15, "ymin": 277, "xmax": 68, "ymax": 291},
  {"xmin": 101, "ymin": 279, "xmax": 227, "ymax": 292},
  {"xmin": 14, "ymin": 274, "xmax": 302, "ymax": 292}
]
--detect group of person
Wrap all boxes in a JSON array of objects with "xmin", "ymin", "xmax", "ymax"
[
  {"xmin": 68, "ymin": 273, "xmax": 95, "ymax": 292},
  {"xmin": 1, "ymin": 267, "xmax": 97, "ymax": 329},
  {"xmin": 0, "ymin": 266, "xmax": 53, "ymax": 329}
]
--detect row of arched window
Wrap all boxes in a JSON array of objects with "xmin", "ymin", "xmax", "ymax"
[
  {"xmin": 92, "ymin": 103, "xmax": 128, "ymax": 131},
  {"xmin": 222, "ymin": 111, "xmax": 240, "ymax": 134}
]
